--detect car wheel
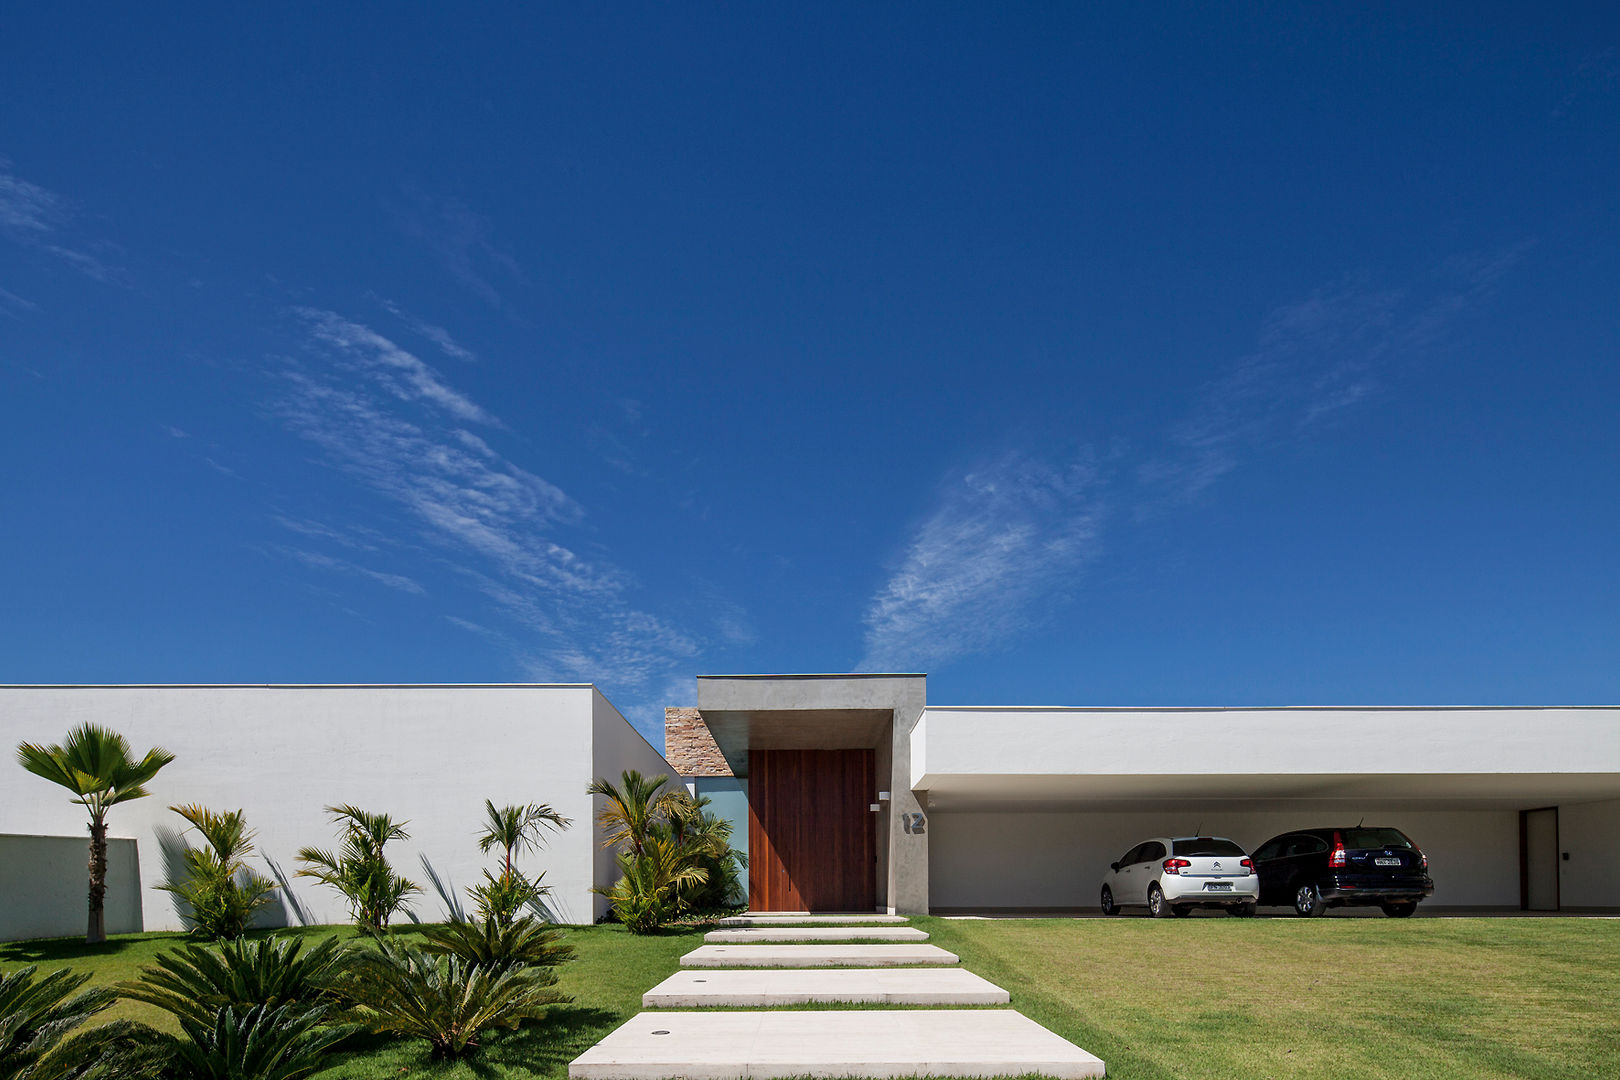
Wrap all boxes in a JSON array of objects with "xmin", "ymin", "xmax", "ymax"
[
  {"xmin": 1147, "ymin": 884, "xmax": 1172, "ymax": 918},
  {"xmin": 1100, "ymin": 885, "xmax": 1119, "ymax": 916},
  {"xmin": 1172, "ymin": 904, "xmax": 1192, "ymax": 918},
  {"xmin": 1228, "ymin": 902, "xmax": 1256, "ymax": 918},
  {"xmin": 1381, "ymin": 902, "xmax": 1417, "ymax": 918},
  {"xmin": 1294, "ymin": 882, "xmax": 1323, "ymax": 917}
]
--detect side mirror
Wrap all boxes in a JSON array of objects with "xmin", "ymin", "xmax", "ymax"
[{"xmin": 1109, "ymin": 861, "xmax": 1120, "ymax": 872}]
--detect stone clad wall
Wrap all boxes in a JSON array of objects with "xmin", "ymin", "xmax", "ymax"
[{"xmin": 664, "ymin": 707, "xmax": 732, "ymax": 776}]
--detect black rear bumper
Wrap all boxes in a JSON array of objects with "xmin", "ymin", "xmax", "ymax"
[{"xmin": 1319, "ymin": 874, "xmax": 1434, "ymax": 906}]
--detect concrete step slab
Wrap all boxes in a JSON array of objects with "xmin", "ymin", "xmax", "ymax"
[
  {"xmin": 704, "ymin": 926, "xmax": 929, "ymax": 944},
  {"xmin": 643, "ymin": 967, "xmax": 1010, "ymax": 1007},
  {"xmin": 568, "ymin": 1009, "xmax": 1105, "ymax": 1079},
  {"xmin": 715, "ymin": 914, "xmax": 908, "ymax": 926},
  {"xmin": 682, "ymin": 944, "xmax": 958, "ymax": 968}
]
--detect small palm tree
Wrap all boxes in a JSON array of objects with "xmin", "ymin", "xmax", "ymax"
[
  {"xmin": 471, "ymin": 801, "xmax": 569, "ymax": 924},
  {"xmin": 296, "ymin": 805, "xmax": 418, "ymax": 931},
  {"xmin": 157, "ymin": 804, "xmax": 277, "ymax": 940},
  {"xmin": 477, "ymin": 800, "xmax": 569, "ymax": 880},
  {"xmin": 15, "ymin": 723, "xmax": 175, "ymax": 944},
  {"xmin": 592, "ymin": 831, "xmax": 708, "ymax": 934},
  {"xmin": 585, "ymin": 770, "xmax": 681, "ymax": 856}
]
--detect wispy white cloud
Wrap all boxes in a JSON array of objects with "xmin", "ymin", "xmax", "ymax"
[
  {"xmin": 0, "ymin": 285, "xmax": 37, "ymax": 315},
  {"xmin": 274, "ymin": 309, "xmax": 712, "ymax": 736},
  {"xmin": 378, "ymin": 298, "xmax": 478, "ymax": 362},
  {"xmin": 0, "ymin": 163, "xmax": 58, "ymax": 231},
  {"xmin": 294, "ymin": 307, "xmax": 495, "ymax": 424},
  {"xmin": 860, "ymin": 453, "xmax": 1104, "ymax": 672},
  {"xmin": 394, "ymin": 190, "xmax": 524, "ymax": 307},
  {"xmin": 277, "ymin": 546, "xmax": 426, "ymax": 594},
  {"xmin": 0, "ymin": 161, "xmax": 128, "ymax": 284},
  {"xmin": 862, "ymin": 254, "xmax": 1521, "ymax": 673}
]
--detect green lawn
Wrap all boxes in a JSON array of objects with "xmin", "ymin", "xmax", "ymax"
[{"xmin": 4, "ymin": 916, "xmax": 1617, "ymax": 1079}]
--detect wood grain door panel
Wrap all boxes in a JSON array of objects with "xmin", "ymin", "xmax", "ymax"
[{"xmin": 747, "ymin": 748, "xmax": 875, "ymax": 912}]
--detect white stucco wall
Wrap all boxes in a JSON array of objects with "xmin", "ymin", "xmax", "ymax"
[
  {"xmin": 928, "ymin": 807, "xmax": 1520, "ymax": 909},
  {"xmin": 0, "ymin": 684, "xmax": 662, "ymax": 936},
  {"xmin": 1559, "ymin": 797, "xmax": 1620, "ymax": 909},
  {"xmin": 0, "ymin": 834, "xmax": 142, "ymax": 941},
  {"xmin": 916, "ymin": 706, "xmax": 1620, "ymax": 786},
  {"xmin": 589, "ymin": 689, "xmax": 681, "ymax": 920}
]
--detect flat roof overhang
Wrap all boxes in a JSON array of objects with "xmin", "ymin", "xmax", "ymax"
[
  {"xmin": 916, "ymin": 772, "xmax": 1620, "ymax": 812},
  {"xmin": 699, "ymin": 708, "xmax": 892, "ymax": 776},
  {"xmin": 696, "ymin": 674, "xmax": 926, "ymax": 777}
]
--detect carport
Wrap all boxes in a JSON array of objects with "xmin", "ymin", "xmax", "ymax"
[{"xmin": 913, "ymin": 706, "xmax": 1620, "ymax": 912}]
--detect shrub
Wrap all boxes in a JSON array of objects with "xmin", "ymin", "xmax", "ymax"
[
  {"xmin": 331, "ymin": 939, "xmax": 566, "ymax": 1059},
  {"xmin": 117, "ymin": 936, "xmax": 350, "ymax": 1030},
  {"xmin": 594, "ymin": 833, "xmax": 707, "ymax": 934},
  {"xmin": 295, "ymin": 805, "xmax": 418, "ymax": 931},
  {"xmin": 419, "ymin": 915, "xmax": 573, "ymax": 975},
  {"xmin": 163, "ymin": 1003, "xmax": 354, "ymax": 1080},
  {"xmin": 156, "ymin": 805, "xmax": 277, "ymax": 940},
  {"xmin": 0, "ymin": 965, "xmax": 161, "ymax": 1080}
]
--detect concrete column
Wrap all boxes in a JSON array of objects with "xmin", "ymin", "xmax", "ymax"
[{"xmin": 885, "ymin": 682, "xmax": 929, "ymax": 915}]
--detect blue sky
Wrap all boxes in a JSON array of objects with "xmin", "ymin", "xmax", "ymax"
[{"xmin": 3, "ymin": 5, "xmax": 1617, "ymax": 744}]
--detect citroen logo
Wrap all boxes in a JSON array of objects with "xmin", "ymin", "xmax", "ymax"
[{"xmin": 1213, "ymin": 861, "xmax": 1222, "ymax": 869}]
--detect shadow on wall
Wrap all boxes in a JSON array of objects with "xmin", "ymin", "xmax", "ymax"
[{"xmin": 154, "ymin": 824, "xmax": 294, "ymax": 932}]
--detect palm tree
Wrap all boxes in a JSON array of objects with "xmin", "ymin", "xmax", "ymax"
[
  {"xmin": 15, "ymin": 723, "xmax": 175, "ymax": 944},
  {"xmin": 477, "ymin": 800, "xmax": 570, "ymax": 881},
  {"xmin": 296, "ymin": 804, "xmax": 418, "ymax": 931},
  {"xmin": 585, "ymin": 770, "xmax": 682, "ymax": 856}
]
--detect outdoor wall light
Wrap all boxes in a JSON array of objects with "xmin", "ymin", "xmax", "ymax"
[
  {"xmin": 878, "ymin": 790, "xmax": 891, "ymax": 801},
  {"xmin": 869, "ymin": 803, "xmax": 882, "ymax": 812}
]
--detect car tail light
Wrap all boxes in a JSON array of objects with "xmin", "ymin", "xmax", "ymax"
[
  {"xmin": 1419, "ymin": 850, "xmax": 1428, "ymax": 870},
  {"xmin": 1329, "ymin": 832, "xmax": 1347, "ymax": 869},
  {"xmin": 1162, "ymin": 858, "xmax": 1192, "ymax": 875},
  {"xmin": 1241, "ymin": 857, "xmax": 1253, "ymax": 870}
]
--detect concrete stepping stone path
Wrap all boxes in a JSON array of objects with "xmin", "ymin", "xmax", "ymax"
[
  {"xmin": 681, "ymin": 943, "xmax": 959, "ymax": 968},
  {"xmin": 703, "ymin": 926, "xmax": 930, "ymax": 943},
  {"xmin": 568, "ymin": 1009, "xmax": 1106, "ymax": 1079},
  {"xmin": 642, "ymin": 967, "xmax": 1011, "ymax": 1007},
  {"xmin": 714, "ymin": 913, "xmax": 908, "ymax": 926}
]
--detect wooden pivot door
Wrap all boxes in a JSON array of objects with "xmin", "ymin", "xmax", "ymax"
[{"xmin": 747, "ymin": 748, "xmax": 876, "ymax": 912}]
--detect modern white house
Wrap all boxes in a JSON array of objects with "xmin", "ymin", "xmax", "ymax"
[
  {"xmin": 0, "ymin": 684, "xmax": 674, "ymax": 941},
  {"xmin": 3, "ymin": 674, "xmax": 1618, "ymax": 941}
]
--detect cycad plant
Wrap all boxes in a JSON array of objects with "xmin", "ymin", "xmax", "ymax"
[
  {"xmin": 15, "ymin": 724, "xmax": 175, "ymax": 944},
  {"xmin": 469, "ymin": 800, "xmax": 569, "ymax": 925},
  {"xmin": 332, "ymin": 938, "xmax": 566, "ymax": 1059},
  {"xmin": 295, "ymin": 805, "xmax": 418, "ymax": 931},
  {"xmin": 163, "ymin": 1003, "xmax": 353, "ymax": 1080},
  {"xmin": 0, "ymin": 966, "xmax": 160, "ymax": 1080},
  {"xmin": 156, "ymin": 805, "xmax": 277, "ymax": 940},
  {"xmin": 117, "ymin": 936, "xmax": 350, "ymax": 1030},
  {"xmin": 419, "ymin": 915, "xmax": 573, "ymax": 975}
]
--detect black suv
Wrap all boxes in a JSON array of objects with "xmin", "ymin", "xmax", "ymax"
[{"xmin": 1251, "ymin": 827, "xmax": 1434, "ymax": 917}]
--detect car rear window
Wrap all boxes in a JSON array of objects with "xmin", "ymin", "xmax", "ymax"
[
  {"xmin": 1173, "ymin": 837, "xmax": 1246, "ymax": 857},
  {"xmin": 1339, "ymin": 828, "xmax": 1414, "ymax": 850}
]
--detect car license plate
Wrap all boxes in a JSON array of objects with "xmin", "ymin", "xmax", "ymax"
[
  {"xmin": 1205, "ymin": 882, "xmax": 1233, "ymax": 891},
  {"xmin": 1375, "ymin": 857, "xmax": 1401, "ymax": 867}
]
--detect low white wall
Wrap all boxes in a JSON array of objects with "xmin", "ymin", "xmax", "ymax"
[
  {"xmin": 0, "ymin": 684, "xmax": 663, "ymax": 935},
  {"xmin": 0, "ymin": 834, "xmax": 142, "ymax": 942},
  {"xmin": 928, "ymin": 807, "xmax": 1519, "ymax": 909},
  {"xmin": 1559, "ymin": 798, "xmax": 1620, "ymax": 909},
  {"xmin": 590, "ymin": 690, "xmax": 682, "ymax": 920}
]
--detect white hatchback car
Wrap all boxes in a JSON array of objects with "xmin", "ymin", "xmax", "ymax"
[{"xmin": 1100, "ymin": 836, "xmax": 1260, "ymax": 917}]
